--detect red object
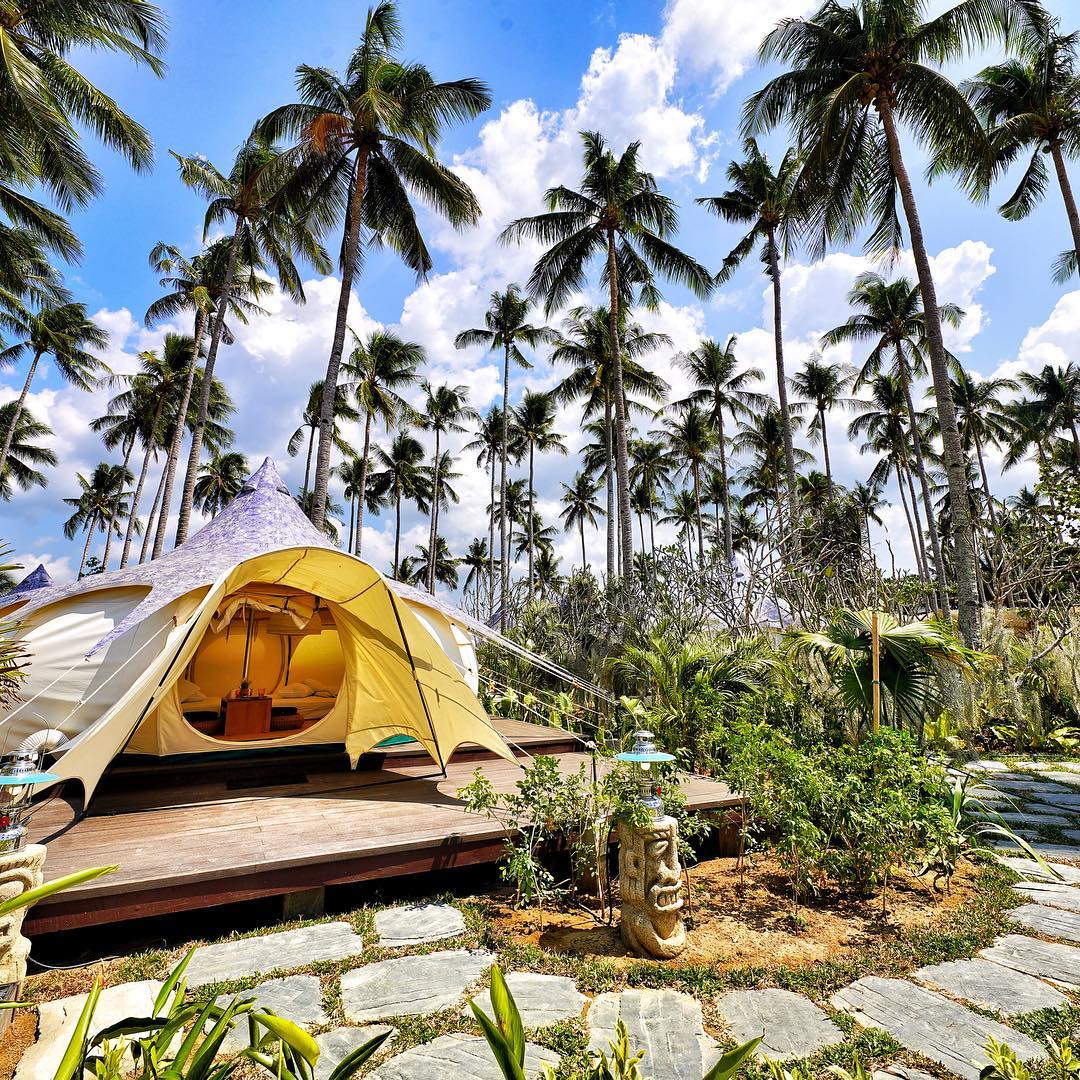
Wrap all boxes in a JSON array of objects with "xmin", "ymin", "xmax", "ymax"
[{"xmin": 0, "ymin": 816, "xmax": 11, "ymax": 830}]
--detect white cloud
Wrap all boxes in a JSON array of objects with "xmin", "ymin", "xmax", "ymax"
[{"xmin": 10, "ymin": 551, "xmax": 75, "ymax": 585}]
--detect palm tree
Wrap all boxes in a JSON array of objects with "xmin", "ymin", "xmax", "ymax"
[
  {"xmin": 344, "ymin": 330, "xmax": 422, "ymax": 556},
  {"xmin": 514, "ymin": 390, "xmax": 567, "ymax": 597},
  {"xmin": 337, "ymin": 457, "xmax": 364, "ymax": 554},
  {"xmin": 144, "ymin": 238, "xmax": 268, "ymax": 558},
  {"xmin": 0, "ymin": 403, "xmax": 55, "ymax": 500},
  {"xmin": 960, "ymin": 21, "xmax": 1080, "ymax": 281},
  {"xmin": 63, "ymin": 464, "xmax": 134, "ymax": 578},
  {"xmin": 0, "ymin": 303, "xmax": 108, "ymax": 480},
  {"xmin": 411, "ymin": 536, "xmax": 459, "ymax": 592},
  {"xmin": 629, "ymin": 437, "xmax": 670, "ymax": 555},
  {"xmin": 532, "ymin": 548, "xmax": 562, "ymax": 599},
  {"xmin": 287, "ymin": 379, "xmax": 359, "ymax": 498},
  {"xmin": 788, "ymin": 352, "xmax": 856, "ymax": 495},
  {"xmin": 417, "ymin": 383, "xmax": 474, "ymax": 593},
  {"xmin": 851, "ymin": 479, "xmax": 886, "ymax": 561},
  {"xmin": 462, "ymin": 538, "xmax": 492, "ymax": 605},
  {"xmin": 455, "ymin": 286, "xmax": 554, "ymax": 622},
  {"xmin": 257, "ymin": 1, "xmax": 489, "ymax": 533},
  {"xmin": 659, "ymin": 490, "xmax": 701, "ymax": 561},
  {"xmin": 1016, "ymin": 363, "xmax": 1080, "ymax": 465},
  {"xmin": 821, "ymin": 272, "xmax": 963, "ymax": 611},
  {"xmin": 673, "ymin": 335, "xmax": 766, "ymax": 562},
  {"xmin": 560, "ymin": 472, "xmax": 603, "ymax": 573},
  {"xmin": 503, "ymin": 130, "xmax": 711, "ymax": 574},
  {"xmin": 551, "ymin": 304, "xmax": 669, "ymax": 579},
  {"xmin": 744, "ymin": 0, "xmax": 1036, "ymax": 644},
  {"xmin": 170, "ymin": 136, "xmax": 332, "ymax": 546},
  {"xmin": 514, "ymin": 513, "xmax": 556, "ymax": 568},
  {"xmin": 942, "ymin": 367, "xmax": 1017, "ymax": 529},
  {"xmin": 697, "ymin": 139, "xmax": 803, "ymax": 534},
  {"xmin": 662, "ymin": 407, "xmax": 714, "ymax": 561},
  {"xmin": 368, "ymin": 431, "xmax": 429, "ymax": 577},
  {"xmin": 194, "ymin": 452, "xmax": 248, "ymax": 518},
  {"xmin": 0, "ymin": 0, "xmax": 164, "ymax": 269},
  {"xmin": 295, "ymin": 490, "xmax": 344, "ymax": 544}
]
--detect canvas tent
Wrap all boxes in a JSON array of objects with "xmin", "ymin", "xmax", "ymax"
[{"xmin": 0, "ymin": 459, "xmax": 513, "ymax": 802}]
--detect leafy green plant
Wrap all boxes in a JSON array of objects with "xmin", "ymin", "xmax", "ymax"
[{"xmin": 0, "ymin": 865, "xmax": 117, "ymax": 919}]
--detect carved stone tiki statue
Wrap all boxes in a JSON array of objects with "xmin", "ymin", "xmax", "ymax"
[{"xmin": 617, "ymin": 816, "xmax": 686, "ymax": 958}]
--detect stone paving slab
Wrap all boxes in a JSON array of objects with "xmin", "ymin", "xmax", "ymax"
[
  {"xmin": 992, "ymin": 780, "xmax": 1076, "ymax": 795},
  {"xmin": 913, "ymin": 957, "xmax": 1067, "ymax": 1015},
  {"xmin": 216, "ymin": 974, "xmax": 327, "ymax": 1055},
  {"xmin": 468, "ymin": 971, "xmax": 587, "ymax": 1027},
  {"xmin": 715, "ymin": 988, "xmax": 844, "ymax": 1061},
  {"xmin": 873, "ymin": 1069, "xmax": 938, "ymax": 1080},
  {"xmin": 963, "ymin": 761, "xmax": 1012, "ymax": 773},
  {"xmin": 368, "ymin": 1033, "xmax": 558, "ymax": 1079},
  {"xmin": 993, "ymin": 839, "xmax": 1080, "ymax": 862},
  {"xmin": 376, "ymin": 903, "xmax": 466, "ymax": 947},
  {"xmin": 186, "ymin": 922, "xmax": 364, "ymax": 988},
  {"xmin": 341, "ymin": 949, "xmax": 495, "ymax": 1021},
  {"xmin": 830, "ymin": 976, "xmax": 1044, "ymax": 1080},
  {"xmin": 1029, "ymin": 794, "xmax": 1080, "ymax": 812},
  {"xmin": 15, "ymin": 980, "xmax": 163, "ymax": 1080},
  {"xmin": 992, "ymin": 811, "xmax": 1075, "ymax": 827},
  {"xmin": 316, "ymin": 1026, "xmax": 397, "ymax": 1080},
  {"xmin": 1013, "ymin": 881, "xmax": 1080, "ymax": 912},
  {"xmin": 980, "ymin": 933, "xmax": 1080, "ymax": 987},
  {"xmin": 997, "ymin": 856, "xmax": 1080, "ymax": 883},
  {"xmin": 1031, "ymin": 772, "xmax": 1080, "ymax": 789},
  {"xmin": 1009, "ymin": 903, "xmax": 1080, "ymax": 943},
  {"xmin": 588, "ymin": 989, "xmax": 717, "ymax": 1080}
]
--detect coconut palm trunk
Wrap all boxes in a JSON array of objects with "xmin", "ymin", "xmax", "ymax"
[
  {"xmin": 488, "ymin": 451, "xmax": 497, "ymax": 619},
  {"xmin": 818, "ymin": 405, "xmax": 833, "ymax": 493},
  {"xmin": 427, "ymin": 430, "xmax": 441, "ymax": 594},
  {"xmin": 393, "ymin": 490, "xmax": 403, "ymax": 577},
  {"xmin": 355, "ymin": 412, "xmax": 373, "ymax": 557},
  {"xmin": 692, "ymin": 462, "xmax": 704, "ymax": 561},
  {"xmin": 499, "ymin": 341, "xmax": 511, "ymax": 627},
  {"xmin": 902, "ymin": 457, "xmax": 931, "ymax": 585},
  {"xmin": 78, "ymin": 514, "xmax": 98, "ymax": 579},
  {"xmin": 102, "ymin": 435, "xmax": 135, "ymax": 569},
  {"xmin": 895, "ymin": 344, "xmax": 947, "ymax": 612},
  {"xmin": 969, "ymin": 428, "xmax": 999, "ymax": 530},
  {"xmin": 302, "ymin": 429, "xmax": 315, "ymax": 498},
  {"xmin": 312, "ymin": 149, "xmax": 368, "ymax": 533},
  {"xmin": 152, "ymin": 311, "xmax": 208, "ymax": 558},
  {"xmin": 1050, "ymin": 141, "xmax": 1080, "ymax": 275},
  {"xmin": 603, "ymin": 392, "xmax": 616, "ymax": 582},
  {"xmin": 766, "ymin": 230, "xmax": 800, "ymax": 548},
  {"xmin": 140, "ymin": 462, "xmax": 168, "ymax": 564},
  {"xmin": 174, "ymin": 221, "xmax": 242, "ymax": 547},
  {"xmin": 121, "ymin": 444, "xmax": 153, "ymax": 569},
  {"xmin": 527, "ymin": 442, "xmax": 535, "ymax": 599},
  {"xmin": 717, "ymin": 412, "xmax": 734, "ymax": 562},
  {"xmin": 606, "ymin": 233, "xmax": 634, "ymax": 577},
  {"xmin": 895, "ymin": 463, "xmax": 928, "ymax": 591},
  {"xmin": 0, "ymin": 350, "xmax": 43, "ymax": 481},
  {"xmin": 878, "ymin": 99, "xmax": 979, "ymax": 643},
  {"xmin": 579, "ymin": 517, "xmax": 587, "ymax": 573}
]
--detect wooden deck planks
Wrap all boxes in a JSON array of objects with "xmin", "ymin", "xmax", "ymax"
[{"xmin": 24, "ymin": 723, "xmax": 742, "ymax": 934}]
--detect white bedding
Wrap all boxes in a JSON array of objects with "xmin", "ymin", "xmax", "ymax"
[{"xmin": 271, "ymin": 693, "xmax": 336, "ymax": 721}]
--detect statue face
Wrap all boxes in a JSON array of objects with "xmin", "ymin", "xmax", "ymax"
[{"xmin": 620, "ymin": 818, "xmax": 684, "ymax": 927}]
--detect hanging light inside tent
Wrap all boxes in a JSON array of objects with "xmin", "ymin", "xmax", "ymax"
[
  {"xmin": 615, "ymin": 730, "xmax": 675, "ymax": 819},
  {"xmin": 0, "ymin": 749, "xmax": 58, "ymax": 852}
]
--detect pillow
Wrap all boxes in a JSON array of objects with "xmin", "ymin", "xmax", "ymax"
[
  {"xmin": 304, "ymin": 676, "xmax": 332, "ymax": 693},
  {"xmin": 178, "ymin": 678, "xmax": 205, "ymax": 704},
  {"xmin": 277, "ymin": 682, "xmax": 312, "ymax": 699}
]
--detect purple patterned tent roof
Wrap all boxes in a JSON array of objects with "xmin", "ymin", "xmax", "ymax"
[
  {"xmin": 10, "ymin": 458, "xmax": 340, "ymax": 651},
  {"xmin": 2, "ymin": 563, "xmax": 53, "ymax": 600}
]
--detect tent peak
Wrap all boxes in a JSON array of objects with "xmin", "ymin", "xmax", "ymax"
[
  {"xmin": 3, "ymin": 563, "xmax": 53, "ymax": 599},
  {"xmin": 241, "ymin": 457, "xmax": 291, "ymax": 497}
]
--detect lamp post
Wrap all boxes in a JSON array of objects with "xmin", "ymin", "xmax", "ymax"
[{"xmin": 615, "ymin": 730, "xmax": 675, "ymax": 818}]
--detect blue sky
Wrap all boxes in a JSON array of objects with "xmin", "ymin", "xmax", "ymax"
[{"xmin": 4, "ymin": 0, "xmax": 1080, "ymax": 589}]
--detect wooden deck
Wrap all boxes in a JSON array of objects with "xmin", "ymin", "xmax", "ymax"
[{"xmin": 24, "ymin": 719, "xmax": 742, "ymax": 934}]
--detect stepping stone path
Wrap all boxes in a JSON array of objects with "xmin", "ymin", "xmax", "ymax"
[
  {"xmin": 376, "ymin": 903, "xmax": 466, "ymax": 947},
  {"xmin": 367, "ymin": 1033, "xmax": 558, "ymax": 1079},
  {"xmin": 980, "ymin": 933, "xmax": 1080, "ymax": 988},
  {"xmin": 831, "ymin": 976, "xmax": 1045, "ymax": 1080},
  {"xmin": 468, "ymin": 971, "xmax": 587, "ymax": 1027},
  {"xmin": 1009, "ymin": 903, "xmax": 1080, "ymax": 943},
  {"xmin": 15, "ymin": 980, "xmax": 163, "ymax": 1080},
  {"xmin": 716, "ymin": 988, "xmax": 843, "ymax": 1061},
  {"xmin": 588, "ymin": 989, "xmax": 719, "ymax": 1080},
  {"xmin": 316, "ymin": 1026, "xmax": 396, "ymax": 1080},
  {"xmin": 1013, "ymin": 880, "xmax": 1080, "ymax": 912},
  {"xmin": 993, "ymin": 810, "xmax": 1075, "ymax": 827},
  {"xmin": 340, "ymin": 949, "xmax": 495, "ymax": 1021},
  {"xmin": 997, "ymin": 855, "xmax": 1080, "ymax": 883},
  {"xmin": 185, "ymin": 921, "xmax": 364, "ymax": 987},
  {"xmin": 216, "ymin": 974, "xmax": 326, "ymax": 1055},
  {"xmin": 873, "ymin": 1069, "xmax": 938, "ymax": 1080},
  {"xmin": 913, "ymin": 957, "xmax": 1067, "ymax": 1014}
]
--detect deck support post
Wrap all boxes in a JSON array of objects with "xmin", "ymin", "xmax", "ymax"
[{"xmin": 280, "ymin": 886, "xmax": 325, "ymax": 921}]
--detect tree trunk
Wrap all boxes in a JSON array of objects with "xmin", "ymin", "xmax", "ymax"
[
  {"xmin": 174, "ymin": 219, "xmax": 243, "ymax": 547},
  {"xmin": 638, "ymin": 510, "xmax": 646, "ymax": 558},
  {"xmin": 896, "ymin": 344, "xmax": 947, "ymax": 613},
  {"xmin": 102, "ymin": 435, "xmax": 135, "ymax": 569},
  {"xmin": 355, "ymin": 412, "xmax": 373, "ymax": 556},
  {"xmin": 121, "ymin": 442, "xmax": 154, "ymax": 569},
  {"xmin": 903, "ymin": 456, "xmax": 931, "ymax": 585},
  {"xmin": 427, "ymin": 430, "xmax": 441, "ymax": 594},
  {"xmin": 971, "ymin": 427, "xmax": 999, "ymax": 530},
  {"xmin": 819, "ymin": 405, "xmax": 833, "ymax": 495},
  {"xmin": 394, "ymin": 490, "xmax": 402, "ymax": 577},
  {"xmin": 895, "ymin": 463, "xmax": 928, "ymax": 591},
  {"xmin": 878, "ymin": 97, "xmax": 979, "ymax": 644},
  {"xmin": 527, "ymin": 442, "xmax": 535, "ymax": 600},
  {"xmin": 302, "ymin": 428, "xmax": 315, "ymax": 500},
  {"xmin": 152, "ymin": 311, "xmax": 207, "ymax": 558},
  {"xmin": 606, "ymin": 232, "xmax": 634, "ymax": 576},
  {"xmin": 603, "ymin": 392, "xmax": 616, "ymax": 583},
  {"xmin": 488, "ymin": 451, "xmax": 496, "ymax": 620},
  {"xmin": 766, "ymin": 231, "xmax": 801, "ymax": 551},
  {"xmin": 347, "ymin": 491, "xmax": 356, "ymax": 553},
  {"xmin": 580, "ymin": 518, "xmax": 586, "ymax": 573},
  {"xmin": 1050, "ymin": 141, "xmax": 1080, "ymax": 280},
  {"xmin": 500, "ymin": 344, "xmax": 510, "ymax": 628},
  {"xmin": 692, "ymin": 461, "xmax": 704, "ymax": 562},
  {"xmin": 140, "ymin": 458, "xmax": 168, "ymax": 564},
  {"xmin": 716, "ymin": 408, "xmax": 733, "ymax": 563},
  {"xmin": 0, "ymin": 350, "xmax": 43, "ymax": 481},
  {"xmin": 312, "ymin": 148, "xmax": 368, "ymax": 532},
  {"xmin": 78, "ymin": 514, "xmax": 97, "ymax": 579}
]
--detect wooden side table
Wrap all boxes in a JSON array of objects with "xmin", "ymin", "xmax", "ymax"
[{"xmin": 224, "ymin": 696, "xmax": 272, "ymax": 738}]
